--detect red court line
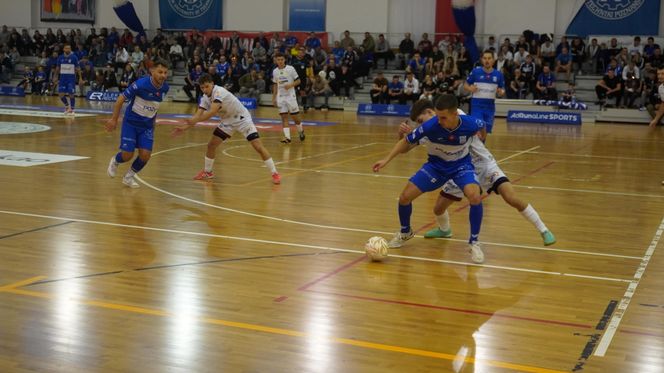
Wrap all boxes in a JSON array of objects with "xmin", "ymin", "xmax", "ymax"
[
  {"xmin": 305, "ymin": 289, "xmax": 593, "ymax": 329},
  {"xmin": 273, "ymin": 296, "xmax": 288, "ymax": 302},
  {"xmin": 297, "ymin": 255, "xmax": 367, "ymax": 291}
]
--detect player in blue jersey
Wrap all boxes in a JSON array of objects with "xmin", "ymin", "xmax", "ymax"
[
  {"xmin": 464, "ymin": 50, "xmax": 505, "ymax": 134},
  {"xmin": 105, "ymin": 59, "xmax": 170, "ymax": 188},
  {"xmin": 54, "ymin": 44, "xmax": 81, "ymax": 115},
  {"xmin": 373, "ymin": 94, "xmax": 487, "ymax": 263}
]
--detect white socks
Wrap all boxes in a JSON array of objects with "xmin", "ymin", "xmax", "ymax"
[
  {"xmin": 204, "ymin": 156, "xmax": 214, "ymax": 172},
  {"xmin": 296, "ymin": 124, "xmax": 303, "ymax": 133},
  {"xmin": 264, "ymin": 158, "xmax": 277, "ymax": 174},
  {"xmin": 520, "ymin": 204, "xmax": 548, "ymax": 233},
  {"xmin": 283, "ymin": 127, "xmax": 291, "ymax": 139},
  {"xmin": 435, "ymin": 210, "xmax": 451, "ymax": 231}
]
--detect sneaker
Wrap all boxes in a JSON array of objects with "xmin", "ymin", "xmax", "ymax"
[
  {"xmin": 469, "ymin": 241, "xmax": 484, "ymax": 263},
  {"xmin": 64, "ymin": 107, "xmax": 71, "ymax": 115},
  {"xmin": 424, "ymin": 227, "xmax": 453, "ymax": 238},
  {"xmin": 68, "ymin": 110, "xmax": 75, "ymax": 116},
  {"xmin": 298, "ymin": 131, "xmax": 305, "ymax": 142},
  {"xmin": 272, "ymin": 172, "xmax": 281, "ymax": 185},
  {"xmin": 280, "ymin": 138, "xmax": 292, "ymax": 144},
  {"xmin": 388, "ymin": 229, "xmax": 414, "ymax": 248},
  {"xmin": 541, "ymin": 230, "xmax": 556, "ymax": 246},
  {"xmin": 107, "ymin": 156, "xmax": 118, "ymax": 178},
  {"xmin": 122, "ymin": 175, "xmax": 140, "ymax": 188},
  {"xmin": 193, "ymin": 170, "xmax": 214, "ymax": 180}
]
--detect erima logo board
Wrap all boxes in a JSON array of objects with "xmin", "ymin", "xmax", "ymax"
[{"xmin": 0, "ymin": 150, "xmax": 88, "ymax": 167}]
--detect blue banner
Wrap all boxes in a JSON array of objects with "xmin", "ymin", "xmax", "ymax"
[
  {"xmin": 506, "ymin": 110, "xmax": 581, "ymax": 125},
  {"xmin": 567, "ymin": 0, "xmax": 660, "ymax": 37},
  {"xmin": 357, "ymin": 103, "xmax": 411, "ymax": 117},
  {"xmin": 289, "ymin": 0, "xmax": 326, "ymax": 31},
  {"xmin": 0, "ymin": 87, "xmax": 25, "ymax": 97},
  {"xmin": 159, "ymin": 0, "xmax": 222, "ymax": 30},
  {"xmin": 113, "ymin": 1, "xmax": 145, "ymax": 35},
  {"xmin": 87, "ymin": 91, "xmax": 121, "ymax": 102},
  {"xmin": 239, "ymin": 97, "xmax": 257, "ymax": 110}
]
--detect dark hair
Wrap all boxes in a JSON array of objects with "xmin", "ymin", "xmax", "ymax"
[
  {"xmin": 434, "ymin": 94, "xmax": 458, "ymax": 111},
  {"xmin": 274, "ymin": 52, "xmax": 285, "ymax": 59},
  {"xmin": 482, "ymin": 50, "xmax": 494, "ymax": 58},
  {"xmin": 198, "ymin": 73, "xmax": 214, "ymax": 85},
  {"xmin": 153, "ymin": 58, "xmax": 170, "ymax": 69},
  {"xmin": 410, "ymin": 99, "xmax": 434, "ymax": 121}
]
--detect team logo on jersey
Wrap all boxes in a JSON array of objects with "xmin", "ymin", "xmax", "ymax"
[
  {"xmin": 492, "ymin": 76, "xmax": 497, "ymax": 82},
  {"xmin": 448, "ymin": 134, "xmax": 455, "ymax": 141},
  {"xmin": 459, "ymin": 136, "xmax": 467, "ymax": 143},
  {"xmin": 167, "ymin": 0, "xmax": 214, "ymax": 18},
  {"xmin": 584, "ymin": 0, "xmax": 644, "ymax": 20}
]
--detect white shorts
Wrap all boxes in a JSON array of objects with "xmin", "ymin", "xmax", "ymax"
[
  {"xmin": 277, "ymin": 96, "xmax": 299, "ymax": 114},
  {"xmin": 214, "ymin": 115, "xmax": 259, "ymax": 141},
  {"xmin": 440, "ymin": 161, "xmax": 508, "ymax": 200}
]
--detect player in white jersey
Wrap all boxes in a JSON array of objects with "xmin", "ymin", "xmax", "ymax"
[
  {"xmin": 272, "ymin": 53, "xmax": 305, "ymax": 143},
  {"xmin": 173, "ymin": 74, "xmax": 281, "ymax": 185},
  {"xmin": 400, "ymin": 99, "xmax": 556, "ymax": 245}
]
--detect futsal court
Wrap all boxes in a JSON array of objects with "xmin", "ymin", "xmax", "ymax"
[{"xmin": 1, "ymin": 95, "xmax": 663, "ymax": 372}]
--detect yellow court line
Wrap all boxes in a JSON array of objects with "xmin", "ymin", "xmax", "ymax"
[
  {"xmin": 0, "ymin": 286, "xmax": 566, "ymax": 373},
  {"xmin": 0, "ymin": 276, "xmax": 46, "ymax": 291}
]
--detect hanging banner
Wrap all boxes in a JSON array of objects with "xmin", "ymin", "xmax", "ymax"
[
  {"xmin": 566, "ymin": 0, "xmax": 660, "ymax": 37},
  {"xmin": 159, "ymin": 0, "xmax": 222, "ymax": 30},
  {"xmin": 288, "ymin": 0, "xmax": 326, "ymax": 31}
]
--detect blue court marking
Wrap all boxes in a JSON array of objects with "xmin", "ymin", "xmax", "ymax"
[{"xmin": 0, "ymin": 104, "xmax": 338, "ymax": 126}]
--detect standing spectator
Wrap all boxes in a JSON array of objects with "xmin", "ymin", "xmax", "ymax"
[
  {"xmin": 647, "ymin": 47, "xmax": 663, "ymax": 69},
  {"xmin": 595, "ymin": 68, "xmax": 622, "ymax": 107},
  {"xmin": 396, "ymin": 33, "xmax": 415, "ymax": 69},
  {"xmin": 520, "ymin": 55, "xmax": 537, "ymax": 94},
  {"xmin": 339, "ymin": 30, "xmax": 356, "ymax": 50},
  {"xmin": 308, "ymin": 71, "xmax": 333, "ymax": 110},
  {"xmin": 571, "ymin": 37, "xmax": 585, "ymax": 74},
  {"xmin": 304, "ymin": 32, "xmax": 321, "ymax": 51},
  {"xmin": 361, "ymin": 32, "xmax": 375, "ymax": 55},
  {"xmin": 417, "ymin": 33, "xmax": 433, "ymax": 58},
  {"xmin": 535, "ymin": 65, "xmax": 557, "ymax": 100},
  {"xmin": 374, "ymin": 34, "xmax": 392, "ymax": 69},
  {"xmin": 555, "ymin": 47, "xmax": 573, "ymax": 82},
  {"xmin": 337, "ymin": 64, "xmax": 355, "ymax": 99},
  {"xmin": 586, "ymin": 38, "xmax": 601, "ymax": 74}
]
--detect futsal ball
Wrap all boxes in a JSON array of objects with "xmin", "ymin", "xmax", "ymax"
[{"xmin": 365, "ymin": 236, "xmax": 389, "ymax": 261}]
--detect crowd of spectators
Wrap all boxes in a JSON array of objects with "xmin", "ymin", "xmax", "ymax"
[{"xmin": 0, "ymin": 24, "xmax": 662, "ymax": 112}]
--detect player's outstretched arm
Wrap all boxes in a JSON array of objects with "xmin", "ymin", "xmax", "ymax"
[
  {"xmin": 373, "ymin": 138, "xmax": 410, "ymax": 172},
  {"xmin": 172, "ymin": 107, "xmax": 207, "ymax": 136},
  {"xmin": 104, "ymin": 94, "xmax": 126, "ymax": 132},
  {"xmin": 649, "ymin": 103, "xmax": 664, "ymax": 127}
]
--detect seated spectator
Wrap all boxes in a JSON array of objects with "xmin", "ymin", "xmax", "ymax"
[
  {"xmin": 308, "ymin": 71, "xmax": 333, "ymax": 110},
  {"xmin": 136, "ymin": 60, "xmax": 148, "ymax": 78},
  {"xmin": 374, "ymin": 34, "xmax": 392, "ymax": 69},
  {"xmin": 323, "ymin": 59, "xmax": 342, "ymax": 96},
  {"xmin": 428, "ymin": 45, "xmax": 445, "ymax": 74},
  {"xmin": 643, "ymin": 68, "xmax": 660, "ymax": 114},
  {"xmin": 535, "ymin": 65, "xmax": 557, "ymax": 100},
  {"xmin": 484, "ymin": 36, "xmax": 498, "ymax": 52},
  {"xmin": 305, "ymin": 32, "xmax": 321, "ymax": 51},
  {"xmin": 495, "ymin": 51, "xmax": 511, "ymax": 73},
  {"xmin": 419, "ymin": 74, "xmax": 436, "ymax": 101},
  {"xmin": 622, "ymin": 62, "xmax": 642, "ymax": 108},
  {"xmin": 331, "ymin": 41, "xmax": 345, "ymax": 64},
  {"xmin": 555, "ymin": 36, "xmax": 570, "ymax": 56},
  {"xmin": 561, "ymin": 82, "xmax": 576, "ymax": 103},
  {"xmin": 102, "ymin": 63, "xmax": 119, "ymax": 91},
  {"xmin": 118, "ymin": 64, "xmax": 136, "ymax": 91},
  {"xmin": 417, "ymin": 33, "xmax": 433, "ymax": 58},
  {"xmin": 403, "ymin": 72, "xmax": 420, "ymax": 103},
  {"xmin": 628, "ymin": 36, "xmax": 643, "ymax": 56},
  {"xmin": 337, "ymin": 64, "xmax": 355, "ymax": 99},
  {"xmin": 513, "ymin": 45, "xmax": 529, "ymax": 66},
  {"xmin": 646, "ymin": 47, "xmax": 663, "ymax": 69},
  {"xmin": 169, "ymin": 39, "xmax": 184, "ymax": 67},
  {"xmin": 540, "ymin": 37, "xmax": 556, "ymax": 68},
  {"xmin": 370, "ymin": 71, "xmax": 389, "ymax": 104},
  {"xmin": 113, "ymin": 44, "xmax": 129, "ymax": 73},
  {"xmin": 130, "ymin": 45, "xmax": 144, "ymax": 70},
  {"xmin": 183, "ymin": 64, "xmax": 204, "ymax": 102},
  {"xmin": 387, "ymin": 75, "xmax": 404, "ymax": 104},
  {"xmin": 396, "ymin": 33, "xmax": 415, "ymax": 70},
  {"xmin": 508, "ymin": 68, "xmax": 529, "ymax": 99},
  {"xmin": 78, "ymin": 63, "xmax": 96, "ymax": 97},
  {"xmin": 237, "ymin": 69, "xmax": 259, "ymax": 99},
  {"xmin": 252, "ymin": 41, "xmax": 268, "ymax": 69},
  {"xmin": 16, "ymin": 66, "xmax": 34, "ymax": 92},
  {"xmin": 616, "ymin": 47, "xmax": 630, "ymax": 67},
  {"xmin": 313, "ymin": 46, "xmax": 328, "ymax": 69},
  {"xmin": 407, "ymin": 52, "xmax": 427, "ymax": 80},
  {"xmin": 457, "ymin": 46, "xmax": 471, "ymax": 76},
  {"xmin": 361, "ymin": 32, "xmax": 375, "ymax": 55},
  {"xmin": 643, "ymin": 37, "xmax": 660, "ymax": 59},
  {"xmin": 595, "ymin": 69, "xmax": 622, "ymax": 106},
  {"xmin": 339, "ymin": 30, "xmax": 356, "ymax": 50},
  {"xmin": 606, "ymin": 38, "xmax": 621, "ymax": 59},
  {"xmin": 0, "ymin": 51, "xmax": 11, "ymax": 83},
  {"xmin": 555, "ymin": 47, "xmax": 573, "ymax": 82}
]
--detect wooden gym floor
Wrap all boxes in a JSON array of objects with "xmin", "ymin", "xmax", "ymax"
[{"xmin": 0, "ymin": 96, "xmax": 663, "ymax": 372}]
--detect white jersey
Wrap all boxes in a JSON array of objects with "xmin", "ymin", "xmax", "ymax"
[
  {"xmin": 658, "ymin": 83, "xmax": 664, "ymax": 103},
  {"xmin": 199, "ymin": 85, "xmax": 250, "ymax": 123},
  {"xmin": 272, "ymin": 65, "xmax": 299, "ymax": 100},
  {"xmin": 441, "ymin": 136, "xmax": 506, "ymax": 198}
]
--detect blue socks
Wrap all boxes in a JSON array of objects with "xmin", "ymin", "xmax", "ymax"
[
  {"xmin": 115, "ymin": 152, "xmax": 126, "ymax": 163},
  {"xmin": 70, "ymin": 97, "xmax": 75, "ymax": 109},
  {"xmin": 398, "ymin": 203, "xmax": 413, "ymax": 233},
  {"xmin": 469, "ymin": 203, "xmax": 483, "ymax": 243},
  {"xmin": 60, "ymin": 96, "xmax": 68, "ymax": 106},
  {"xmin": 131, "ymin": 157, "xmax": 147, "ymax": 173}
]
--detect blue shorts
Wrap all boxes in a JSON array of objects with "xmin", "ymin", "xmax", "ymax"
[
  {"xmin": 119, "ymin": 122, "xmax": 154, "ymax": 152},
  {"xmin": 471, "ymin": 108, "xmax": 495, "ymax": 133},
  {"xmin": 409, "ymin": 162, "xmax": 478, "ymax": 193},
  {"xmin": 58, "ymin": 78, "xmax": 76, "ymax": 94}
]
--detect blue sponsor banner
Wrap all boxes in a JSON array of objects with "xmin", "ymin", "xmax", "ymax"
[
  {"xmin": 567, "ymin": 0, "xmax": 660, "ymax": 37},
  {"xmin": 239, "ymin": 97, "xmax": 257, "ymax": 110},
  {"xmin": 289, "ymin": 0, "xmax": 326, "ymax": 31},
  {"xmin": 159, "ymin": 0, "xmax": 222, "ymax": 30},
  {"xmin": 507, "ymin": 110, "xmax": 582, "ymax": 125},
  {"xmin": 87, "ymin": 91, "xmax": 122, "ymax": 102},
  {"xmin": 357, "ymin": 103, "xmax": 410, "ymax": 117},
  {"xmin": 0, "ymin": 86, "xmax": 25, "ymax": 97}
]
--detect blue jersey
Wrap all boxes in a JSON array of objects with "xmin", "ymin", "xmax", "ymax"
[
  {"xmin": 538, "ymin": 72, "xmax": 556, "ymax": 87},
  {"xmin": 57, "ymin": 53, "xmax": 79, "ymax": 81},
  {"xmin": 466, "ymin": 67, "xmax": 505, "ymax": 110},
  {"xmin": 406, "ymin": 114, "xmax": 485, "ymax": 173},
  {"xmin": 216, "ymin": 62, "xmax": 229, "ymax": 76},
  {"xmin": 122, "ymin": 76, "xmax": 169, "ymax": 128}
]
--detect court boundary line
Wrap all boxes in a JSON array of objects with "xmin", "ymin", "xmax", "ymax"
[
  {"xmin": 593, "ymin": 215, "xmax": 664, "ymax": 356},
  {"xmin": 0, "ymin": 209, "xmax": 632, "ymax": 283}
]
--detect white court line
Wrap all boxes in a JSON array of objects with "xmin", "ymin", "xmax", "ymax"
[
  {"xmin": 275, "ymin": 143, "xmax": 379, "ymax": 165},
  {"xmin": 140, "ymin": 144, "xmax": 643, "ymax": 259},
  {"xmin": 512, "ymin": 185, "xmax": 664, "ymax": 199},
  {"xmin": 0, "ymin": 209, "xmax": 632, "ymax": 283},
  {"xmin": 493, "ymin": 145, "xmax": 540, "ymax": 163},
  {"xmin": 593, "ymin": 216, "xmax": 664, "ymax": 356},
  {"xmin": 488, "ymin": 149, "xmax": 664, "ymax": 163}
]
